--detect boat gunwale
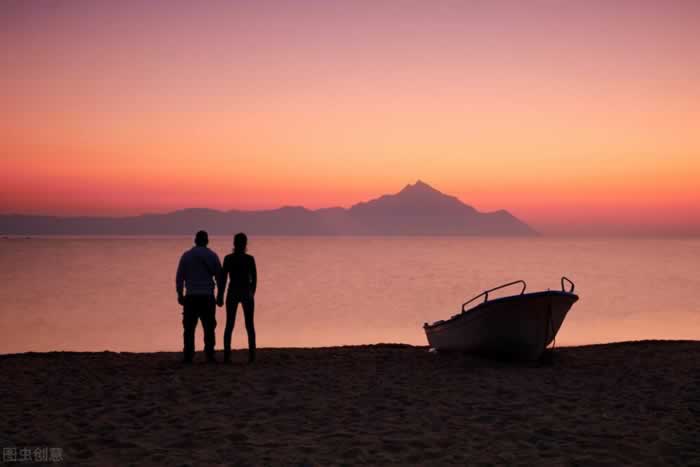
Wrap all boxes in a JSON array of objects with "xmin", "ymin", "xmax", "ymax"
[{"xmin": 424, "ymin": 290, "xmax": 579, "ymax": 331}]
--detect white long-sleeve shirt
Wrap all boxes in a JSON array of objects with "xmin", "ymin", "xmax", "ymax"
[{"xmin": 176, "ymin": 246, "xmax": 222, "ymax": 296}]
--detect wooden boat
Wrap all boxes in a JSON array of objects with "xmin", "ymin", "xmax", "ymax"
[{"xmin": 424, "ymin": 277, "xmax": 579, "ymax": 360}]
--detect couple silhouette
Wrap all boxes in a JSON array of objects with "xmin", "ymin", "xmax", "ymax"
[{"xmin": 175, "ymin": 231, "xmax": 257, "ymax": 364}]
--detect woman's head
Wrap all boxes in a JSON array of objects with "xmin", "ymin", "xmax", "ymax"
[{"xmin": 233, "ymin": 232, "xmax": 248, "ymax": 253}]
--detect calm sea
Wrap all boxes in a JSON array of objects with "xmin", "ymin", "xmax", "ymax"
[{"xmin": 0, "ymin": 236, "xmax": 698, "ymax": 353}]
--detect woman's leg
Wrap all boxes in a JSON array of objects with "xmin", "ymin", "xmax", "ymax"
[
  {"xmin": 223, "ymin": 299, "xmax": 239, "ymax": 361},
  {"xmin": 242, "ymin": 297, "xmax": 256, "ymax": 362}
]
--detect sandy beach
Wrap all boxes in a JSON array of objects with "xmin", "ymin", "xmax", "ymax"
[{"xmin": 1, "ymin": 341, "xmax": 698, "ymax": 466}]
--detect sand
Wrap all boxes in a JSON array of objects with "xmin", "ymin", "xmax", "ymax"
[{"xmin": 1, "ymin": 341, "xmax": 699, "ymax": 466}]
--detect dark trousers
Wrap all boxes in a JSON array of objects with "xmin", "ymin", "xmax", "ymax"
[
  {"xmin": 224, "ymin": 295, "xmax": 256, "ymax": 361},
  {"xmin": 182, "ymin": 295, "xmax": 216, "ymax": 362}
]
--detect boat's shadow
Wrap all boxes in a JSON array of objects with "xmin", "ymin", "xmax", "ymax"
[{"xmin": 429, "ymin": 348, "xmax": 559, "ymax": 369}]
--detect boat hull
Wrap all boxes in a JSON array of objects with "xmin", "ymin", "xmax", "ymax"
[{"xmin": 424, "ymin": 291, "xmax": 578, "ymax": 360}]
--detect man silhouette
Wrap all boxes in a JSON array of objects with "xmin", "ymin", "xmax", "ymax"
[{"xmin": 176, "ymin": 230, "xmax": 222, "ymax": 363}]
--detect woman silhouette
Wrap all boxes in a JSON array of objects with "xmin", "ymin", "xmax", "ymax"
[{"xmin": 217, "ymin": 232, "xmax": 257, "ymax": 363}]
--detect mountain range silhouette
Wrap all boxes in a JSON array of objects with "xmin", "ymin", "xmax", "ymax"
[{"xmin": 0, "ymin": 181, "xmax": 535, "ymax": 235}]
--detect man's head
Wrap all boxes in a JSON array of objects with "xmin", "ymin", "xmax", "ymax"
[{"xmin": 194, "ymin": 230, "xmax": 209, "ymax": 247}]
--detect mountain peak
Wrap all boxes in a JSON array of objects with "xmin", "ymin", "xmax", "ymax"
[
  {"xmin": 400, "ymin": 180, "xmax": 440, "ymax": 195},
  {"xmin": 350, "ymin": 180, "xmax": 476, "ymax": 217}
]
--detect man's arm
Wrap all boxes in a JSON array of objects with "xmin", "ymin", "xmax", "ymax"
[
  {"xmin": 216, "ymin": 255, "xmax": 227, "ymax": 305},
  {"xmin": 250, "ymin": 256, "xmax": 257, "ymax": 296},
  {"xmin": 176, "ymin": 254, "xmax": 186, "ymax": 304}
]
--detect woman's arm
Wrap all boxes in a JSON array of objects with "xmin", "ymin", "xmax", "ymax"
[{"xmin": 250, "ymin": 256, "xmax": 257, "ymax": 296}]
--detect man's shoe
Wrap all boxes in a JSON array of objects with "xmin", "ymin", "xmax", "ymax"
[{"xmin": 206, "ymin": 356, "xmax": 218, "ymax": 364}]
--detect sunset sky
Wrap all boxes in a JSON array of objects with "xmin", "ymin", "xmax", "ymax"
[{"xmin": 1, "ymin": 0, "xmax": 699, "ymax": 234}]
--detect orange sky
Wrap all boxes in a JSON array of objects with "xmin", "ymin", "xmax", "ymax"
[{"xmin": 1, "ymin": 0, "xmax": 699, "ymax": 234}]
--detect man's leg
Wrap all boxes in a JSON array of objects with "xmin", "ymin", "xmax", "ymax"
[
  {"xmin": 199, "ymin": 295, "xmax": 217, "ymax": 362},
  {"xmin": 182, "ymin": 297, "xmax": 198, "ymax": 363},
  {"xmin": 242, "ymin": 297, "xmax": 256, "ymax": 363},
  {"xmin": 223, "ymin": 299, "xmax": 239, "ymax": 362}
]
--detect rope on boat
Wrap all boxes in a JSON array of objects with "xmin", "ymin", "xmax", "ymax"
[
  {"xmin": 549, "ymin": 307, "xmax": 556, "ymax": 352},
  {"xmin": 545, "ymin": 302, "xmax": 556, "ymax": 355}
]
